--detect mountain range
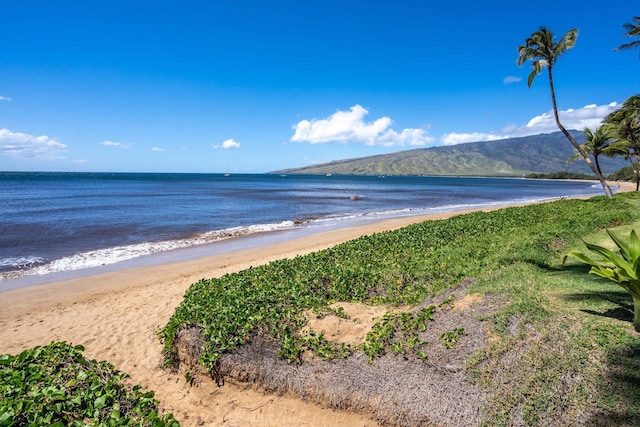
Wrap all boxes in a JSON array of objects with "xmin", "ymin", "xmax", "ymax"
[{"xmin": 274, "ymin": 130, "xmax": 627, "ymax": 176}]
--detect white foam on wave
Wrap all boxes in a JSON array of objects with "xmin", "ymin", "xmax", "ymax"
[
  {"xmin": 0, "ymin": 191, "xmax": 598, "ymax": 282},
  {"xmin": 0, "ymin": 220, "xmax": 296, "ymax": 280},
  {"xmin": 302, "ymin": 197, "xmax": 557, "ymax": 227},
  {"xmin": 0, "ymin": 256, "xmax": 46, "ymax": 269}
]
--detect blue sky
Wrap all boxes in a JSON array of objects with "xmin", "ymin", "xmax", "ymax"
[{"xmin": 1, "ymin": 1, "xmax": 638, "ymax": 173}]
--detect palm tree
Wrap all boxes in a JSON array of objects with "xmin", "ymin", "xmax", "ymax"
[
  {"xmin": 609, "ymin": 139, "xmax": 640, "ymax": 191},
  {"xmin": 566, "ymin": 125, "xmax": 617, "ymax": 178},
  {"xmin": 605, "ymin": 95, "xmax": 640, "ymax": 191},
  {"xmin": 614, "ymin": 16, "xmax": 640, "ymax": 55},
  {"xmin": 517, "ymin": 27, "xmax": 613, "ymax": 198}
]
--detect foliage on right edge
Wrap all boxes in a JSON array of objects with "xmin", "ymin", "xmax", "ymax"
[{"xmin": 564, "ymin": 229, "xmax": 640, "ymax": 331}]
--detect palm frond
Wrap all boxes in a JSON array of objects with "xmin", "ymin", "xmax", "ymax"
[
  {"xmin": 517, "ymin": 27, "xmax": 577, "ymax": 87},
  {"xmin": 615, "ymin": 16, "xmax": 640, "ymax": 53}
]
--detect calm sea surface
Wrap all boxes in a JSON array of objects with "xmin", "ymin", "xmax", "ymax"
[{"xmin": 0, "ymin": 172, "xmax": 606, "ymax": 288}]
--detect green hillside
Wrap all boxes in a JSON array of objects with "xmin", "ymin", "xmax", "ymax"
[{"xmin": 274, "ymin": 131, "xmax": 627, "ymax": 176}]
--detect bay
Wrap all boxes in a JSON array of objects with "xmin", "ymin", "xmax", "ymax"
[{"xmin": 0, "ymin": 172, "xmax": 606, "ymax": 287}]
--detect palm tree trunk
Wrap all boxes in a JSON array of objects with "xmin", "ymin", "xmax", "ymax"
[
  {"xmin": 547, "ymin": 67, "xmax": 613, "ymax": 198},
  {"xmin": 625, "ymin": 158, "xmax": 640, "ymax": 191},
  {"xmin": 594, "ymin": 155, "xmax": 604, "ymax": 178},
  {"xmin": 634, "ymin": 150, "xmax": 640, "ymax": 192}
]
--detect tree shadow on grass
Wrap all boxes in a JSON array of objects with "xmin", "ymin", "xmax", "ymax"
[
  {"xmin": 534, "ymin": 261, "xmax": 634, "ymax": 324},
  {"xmin": 558, "ymin": 288, "xmax": 640, "ymax": 424},
  {"xmin": 586, "ymin": 340, "xmax": 640, "ymax": 426},
  {"xmin": 529, "ymin": 257, "xmax": 587, "ymax": 273},
  {"xmin": 521, "ymin": 257, "xmax": 587, "ymax": 273},
  {"xmin": 563, "ymin": 289, "xmax": 634, "ymax": 324},
  {"xmin": 533, "ymin": 260, "xmax": 640, "ymax": 424}
]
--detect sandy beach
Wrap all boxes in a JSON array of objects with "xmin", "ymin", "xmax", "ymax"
[{"xmin": 0, "ymin": 183, "xmax": 634, "ymax": 426}]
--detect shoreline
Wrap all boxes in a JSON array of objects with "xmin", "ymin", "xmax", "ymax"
[
  {"xmin": 0, "ymin": 208, "xmax": 487, "ymax": 313},
  {"xmin": 0, "ymin": 209, "xmax": 477, "ymax": 427},
  {"xmin": 0, "ymin": 187, "xmax": 610, "ymax": 291},
  {"xmin": 1, "ymin": 182, "xmax": 634, "ymax": 426}
]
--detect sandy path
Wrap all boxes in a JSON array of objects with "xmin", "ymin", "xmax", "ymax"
[{"xmin": 0, "ymin": 184, "xmax": 633, "ymax": 426}]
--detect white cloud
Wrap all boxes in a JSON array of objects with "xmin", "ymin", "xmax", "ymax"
[
  {"xmin": 223, "ymin": 138, "xmax": 240, "ymax": 149},
  {"xmin": 0, "ymin": 96, "xmax": 12, "ymax": 102},
  {"xmin": 0, "ymin": 128, "xmax": 67, "ymax": 160},
  {"xmin": 101, "ymin": 140, "xmax": 132, "ymax": 149},
  {"xmin": 291, "ymin": 105, "xmax": 434, "ymax": 147},
  {"xmin": 441, "ymin": 132, "xmax": 504, "ymax": 146},
  {"xmin": 503, "ymin": 76, "xmax": 522, "ymax": 84},
  {"xmin": 213, "ymin": 139, "xmax": 241, "ymax": 149},
  {"xmin": 523, "ymin": 102, "xmax": 619, "ymax": 134},
  {"xmin": 73, "ymin": 159, "xmax": 90, "ymax": 164},
  {"xmin": 440, "ymin": 102, "xmax": 620, "ymax": 145},
  {"xmin": 377, "ymin": 128, "xmax": 435, "ymax": 147},
  {"xmin": 151, "ymin": 147, "xmax": 164, "ymax": 152}
]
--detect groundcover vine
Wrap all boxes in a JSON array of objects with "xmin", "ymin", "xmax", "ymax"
[{"xmin": 161, "ymin": 195, "xmax": 636, "ymax": 374}]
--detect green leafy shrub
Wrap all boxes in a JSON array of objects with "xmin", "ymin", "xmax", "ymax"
[
  {"xmin": 161, "ymin": 194, "xmax": 637, "ymax": 372},
  {"xmin": 0, "ymin": 342, "xmax": 178, "ymax": 426},
  {"xmin": 564, "ymin": 229, "xmax": 640, "ymax": 331},
  {"xmin": 608, "ymin": 165, "xmax": 636, "ymax": 181},
  {"xmin": 525, "ymin": 171, "xmax": 595, "ymax": 180}
]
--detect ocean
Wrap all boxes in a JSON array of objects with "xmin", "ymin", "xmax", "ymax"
[{"xmin": 0, "ymin": 172, "xmax": 607, "ymax": 289}]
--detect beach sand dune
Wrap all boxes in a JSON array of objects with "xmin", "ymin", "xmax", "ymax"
[
  {"xmin": 1, "ymin": 184, "xmax": 634, "ymax": 426},
  {"xmin": 2, "ymin": 215, "xmax": 441, "ymax": 426}
]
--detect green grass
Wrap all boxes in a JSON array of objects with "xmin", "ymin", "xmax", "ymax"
[
  {"xmin": 467, "ymin": 193, "xmax": 640, "ymax": 425},
  {"xmin": 467, "ymin": 261, "xmax": 640, "ymax": 425}
]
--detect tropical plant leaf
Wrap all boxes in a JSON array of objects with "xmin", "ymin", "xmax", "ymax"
[
  {"xmin": 583, "ymin": 241, "xmax": 634, "ymax": 276},
  {"xmin": 588, "ymin": 265, "xmax": 617, "ymax": 281},
  {"xmin": 565, "ymin": 229, "xmax": 640, "ymax": 330},
  {"xmin": 0, "ymin": 342, "xmax": 178, "ymax": 426},
  {"xmin": 606, "ymin": 229, "xmax": 632, "ymax": 260},
  {"xmin": 563, "ymin": 250, "xmax": 603, "ymax": 269},
  {"xmin": 629, "ymin": 230, "xmax": 640, "ymax": 261}
]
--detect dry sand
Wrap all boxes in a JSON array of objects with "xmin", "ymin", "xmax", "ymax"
[{"xmin": 1, "ymin": 182, "xmax": 634, "ymax": 426}]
